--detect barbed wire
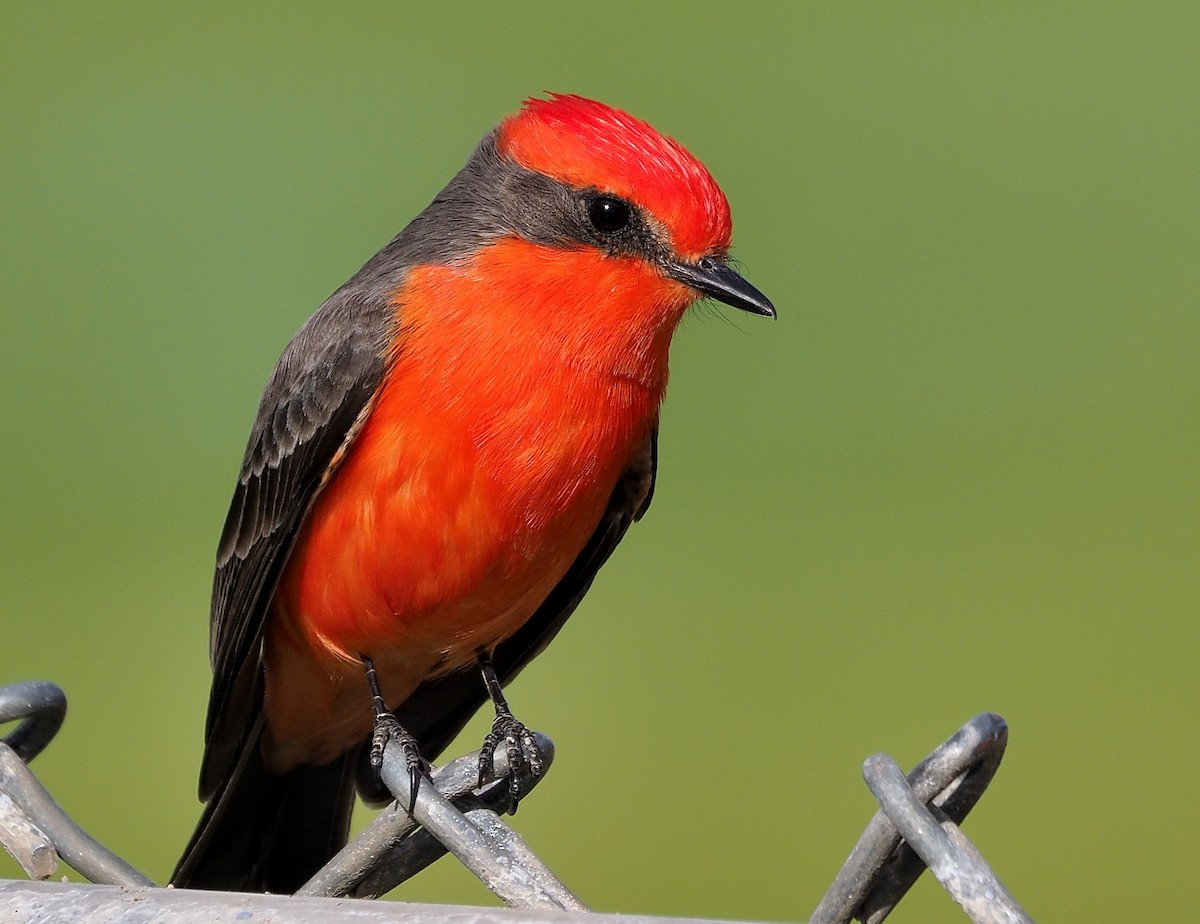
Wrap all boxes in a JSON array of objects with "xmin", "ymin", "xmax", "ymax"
[
  {"xmin": 0, "ymin": 681, "xmax": 152, "ymax": 888},
  {"xmin": 0, "ymin": 679, "xmax": 1032, "ymax": 922},
  {"xmin": 809, "ymin": 712, "xmax": 1027, "ymax": 924}
]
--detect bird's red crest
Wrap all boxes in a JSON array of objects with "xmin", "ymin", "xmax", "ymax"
[{"xmin": 497, "ymin": 94, "xmax": 733, "ymax": 260}]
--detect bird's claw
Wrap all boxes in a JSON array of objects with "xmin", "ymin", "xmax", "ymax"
[
  {"xmin": 370, "ymin": 712, "xmax": 429, "ymax": 815},
  {"xmin": 477, "ymin": 713, "xmax": 544, "ymax": 813}
]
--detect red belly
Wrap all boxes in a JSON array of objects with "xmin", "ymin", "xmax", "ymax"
[
  {"xmin": 258, "ymin": 246, "xmax": 670, "ymax": 770},
  {"xmin": 261, "ymin": 364, "xmax": 651, "ymax": 770}
]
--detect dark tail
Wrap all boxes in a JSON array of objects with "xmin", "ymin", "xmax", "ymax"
[{"xmin": 171, "ymin": 721, "xmax": 357, "ymax": 893}]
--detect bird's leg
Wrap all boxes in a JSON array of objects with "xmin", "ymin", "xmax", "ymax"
[
  {"xmin": 476, "ymin": 649, "xmax": 543, "ymax": 813},
  {"xmin": 361, "ymin": 654, "xmax": 428, "ymax": 815}
]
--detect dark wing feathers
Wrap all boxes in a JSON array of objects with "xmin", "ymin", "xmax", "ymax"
[{"xmin": 200, "ymin": 294, "xmax": 394, "ymax": 798}]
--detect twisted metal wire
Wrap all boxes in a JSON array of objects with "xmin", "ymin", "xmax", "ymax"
[{"xmin": 2, "ymin": 680, "xmax": 1032, "ymax": 921}]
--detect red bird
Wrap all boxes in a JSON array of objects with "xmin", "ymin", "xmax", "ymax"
[{"xmin": 173, "ymin": 94, "xmax": 774, "ymax": 893}]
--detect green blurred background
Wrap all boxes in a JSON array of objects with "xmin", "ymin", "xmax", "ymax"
[{"xmin": 1, "ymin": 3, "xmax": 1196, "ymax": 921}]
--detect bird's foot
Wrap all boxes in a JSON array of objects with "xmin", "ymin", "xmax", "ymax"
[
  {"xmin": 477, "ymin": 711, "xmax": 544, "ymax": 813},
  {"xmin": 369, "ymin": 712, "xmax": 429, "ymax": 815},
  {"xmin": 361, "ymin": 654, "xmax": 429, "ymax": 814}
]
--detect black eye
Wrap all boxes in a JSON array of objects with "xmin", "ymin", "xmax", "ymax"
[{"xmin": 587, "ymin": 196, "xmax": 630, "ymax": 234}]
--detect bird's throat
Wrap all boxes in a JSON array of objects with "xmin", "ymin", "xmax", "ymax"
[{"xmin": 406, "ymin": 237, "xmax": 686, "ymax": 392}]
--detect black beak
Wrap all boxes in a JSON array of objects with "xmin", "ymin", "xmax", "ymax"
[{"xmin": 667, "ymin": 256, "xmax": 776, "ymax": 318}]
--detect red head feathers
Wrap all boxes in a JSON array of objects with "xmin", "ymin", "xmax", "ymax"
[{"xmin": 497, "ymin": 94, "xmax": 733, "ymax": 260}]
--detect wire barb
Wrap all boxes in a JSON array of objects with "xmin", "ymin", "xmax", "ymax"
[
  {"xmin": 862, "ymin": 755, "xmax": 1032, "ymax": 924},
  {"xmin": 0, "ymin": 680, "xmax": 66, "ymax": 764},
  {"xmin": 305, "ymin": 726, "xmax": 584, "ymax": 910},
  {"xmin": 0, "ymin": 681, "xmax": 152, "ymax": 888},
  {"xmin": 810, "ymin": 712, "xmax": 1026, "ymax": 924},
  {"xmin": 375, "ymin": 732, "xmax": 581, "ymax": 911}
]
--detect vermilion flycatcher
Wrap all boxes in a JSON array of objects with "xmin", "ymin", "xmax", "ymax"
[{"xmin": 173, "ymin": 94, "xmax": 774, "ymax": 893}]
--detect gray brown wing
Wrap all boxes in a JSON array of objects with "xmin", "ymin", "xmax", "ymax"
[
  {"xmin": 390, "ymin": 426, "xmax": 658, "ymax": 764},
  {"xmin": 200, "ymin": 294, "xmax": 394, "ymax": 798}
]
